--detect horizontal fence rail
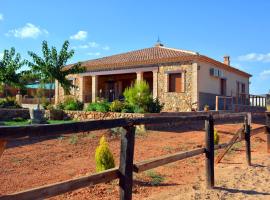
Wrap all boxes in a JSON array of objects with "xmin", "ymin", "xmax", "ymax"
[{"xmin": 0, "ymin": 112, "xmax": 269, "ymax": 200}]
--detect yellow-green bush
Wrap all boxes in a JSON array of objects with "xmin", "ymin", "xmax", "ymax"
[
  {"xmin": 95, "ymin": 136, "xmax": 115, "ymax": 172},
  {"xmin": 214, "ymin": 129, "xmax": 219, "ymax": 145}
]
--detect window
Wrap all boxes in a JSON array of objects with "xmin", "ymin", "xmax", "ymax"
[{"xmin": 168, "ymin": 73, "xmax": 183, "ymax": 93}]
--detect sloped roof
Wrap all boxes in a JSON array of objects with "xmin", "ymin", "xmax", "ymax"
[{"xmin": 68, "ymin": 45, "xmax": 251, "ymax": 78}]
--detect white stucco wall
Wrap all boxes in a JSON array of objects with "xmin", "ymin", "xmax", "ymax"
[{"xmin": 197, "ymin": 62, "xmax": 250, "ymax": 96}]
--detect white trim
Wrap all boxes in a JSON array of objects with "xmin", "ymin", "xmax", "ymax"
[{"xmin": 79, "ymin": 67, "xmax": 158, "ymax": 76}]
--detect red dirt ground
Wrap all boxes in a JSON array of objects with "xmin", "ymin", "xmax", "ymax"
[{"xmin": 0, "ymin": 123, "xmax": 265, "ymax": 200}]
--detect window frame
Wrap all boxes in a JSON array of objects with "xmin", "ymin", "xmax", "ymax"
[{"xmin": 165, "ymin": 70, "xmax": 185, "ymax": 93}]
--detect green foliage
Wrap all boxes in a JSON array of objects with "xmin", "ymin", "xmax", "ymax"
[
  {"xmin": 109, "ymin": 100, "xmax": 124, "ymax": 112},
  {"xmin": 12, "ymin": 117, "xmax": 25, "ymax": 122},
  {"xmin": 123, "ymin": 80, "xmax": 152, "ymax": 113},
  {"xmin": 147, "ymin": 98, "xmax": 164, "ymax": 113},
  {"xmin": 57, "ymin": 96, "xmax": 84, "ymax": 110},
  {"xmin": 27, "ymin": 40, "xmax": 85, "ymax": 95},
  {"xmin": 146, "ymin": 170, "xmax": 165, "ymax": 186},
  {"xmin": 121, "ymin": 103, "xmax": 135, "ymax": 113},
  {"xmin": 204, "ymin": 104, "xmax": 209, "ymax": 111},
  {"xmin": 95, "ymin": 136, "xmax": 115, "ymax": 172},
  {"xmin": 86, "ymin": 100, "xmax": 110, "ymax": 112},
  {"xmin": 41, "ymin": 97, "xmax": 50, "ymax": 109},
  {"xmin": 214, "ymin": 129, "xmax": 220, "ymax": 145},
  {"xmin": 0, "ymin": 97, "xmax": 21, "ymax": 108},
  {"xmin": 0, "ymin": 47, "xmax": 27, "ymax": 91},
  {"xmin": 69, "ymin": 134, "xmax": 79, "ymax": 145},
  {"xmin": 135, "ymin": 125, "xmax": 147, "ymax": 136},
  {"xmin": 109, "ymin": 127, "xmax": 126, "ymax": 138}
]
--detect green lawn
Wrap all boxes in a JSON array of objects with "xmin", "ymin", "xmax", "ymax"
[{"xmin": 2, "ymin": 119, "xmax": 74, "ymax": 126}]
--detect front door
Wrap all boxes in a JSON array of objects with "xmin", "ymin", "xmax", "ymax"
[
  {"xmin": 107, "ymin": 81, "xmax": 115, "ymax": 102},
  {"xmin": 220, "ymin": 78, "xmax": 226, "ymax": 96}
]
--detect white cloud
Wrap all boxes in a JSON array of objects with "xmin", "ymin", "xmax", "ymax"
[
  {"xmin": 73, "ymin": 42, "xmax": 100, "ymax": 49},
  {"xmin": 6, "ymin": 23, "xmax": 48, "ymax": 39},
  {"xmin": 88, "ymin": 41, "xmax": 99, "ymax": 48},
  {"xmin": 260, "ymin": 70, "xmax": 270, "ymax": 79},
  {"xmin": 0, "ymin": 52, "xmax": 3, "ymax": 59},
  {"xmin": 87, "ymin": 52, "xmax": 101, "ymax": 56},
  {"xmin": 238, "ymin": 53, "xmax": 270, "ymax": 62},
  {"xmin": 0, "ymin": 14, "xmax": 3, "ymax": 21},
  {"xmin": 102, "ymin": 45, "xmax": 110, "ymax": 51},
  {"xmin": 70, "ymin": 31, "xmax": 88, "ymax": 40}
]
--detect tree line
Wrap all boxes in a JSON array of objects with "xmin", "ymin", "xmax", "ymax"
[{"xmin": 0, "ymin": 40, "xmax": 85, "ymax": 101}]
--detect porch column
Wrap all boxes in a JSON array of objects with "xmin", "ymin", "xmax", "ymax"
[
  {"xmin": 78, "ymin": 76, "xmax": 85, "ymax": 102},
  {"xmin": 152, "ymin": 69, "xmax": 158, "ymax": 99},
  {"xmin": 136, "ymin": 71, "xmax": 143, "ymax": 82},
  {"xmin": 92, "ymin": 75, "xmax": 98, "ymax": 102}
]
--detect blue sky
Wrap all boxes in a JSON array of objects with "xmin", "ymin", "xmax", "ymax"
[{"xmin": 1, "ymin": 0, "xmax": 270, "ymax": 94}]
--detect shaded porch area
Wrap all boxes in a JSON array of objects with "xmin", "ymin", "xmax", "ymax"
[{"xmin": 79, "ymin": 67, "xmax": 158, "ymax": 103}]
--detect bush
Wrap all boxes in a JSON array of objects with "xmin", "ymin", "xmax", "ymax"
[
  {"xmin": 56, "ymin": 96, "xmax": 84, "ymax": 111},
  {"xmin": 0, "ymin": 97, "xmax": 21, "ymax": 109},
  {"xmin": 123, "ymin": 80, "xmax": 152, "ymax": 113},
  {"xmin": 95, "ymin": 136, "xmax": 115, "ymax": 172},
  {"xmin": 86, "ymin": 100, "xmax": 110, "ymax": 112},
  {"xmin": 41, "ymin": 98, "xmax": 51, "ymax": 110},
  {"xmin": 121, "ymin": 103, "xmax": 135, "ymax": 113},
  {"xmin": 109, "ymin": 100, "xmax": 124, "ymax": 112},
  {"xmin": 147, "ymin": 98, "xmax": 164, "ymax": 113},
  {"xmin": 214, "ymin": 129, "xmax": 220, "ymax": 145}
]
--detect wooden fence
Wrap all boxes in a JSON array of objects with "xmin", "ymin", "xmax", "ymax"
[{"xmin": 0, "ymin": 112, "xmax": 269, "ymax": 200}]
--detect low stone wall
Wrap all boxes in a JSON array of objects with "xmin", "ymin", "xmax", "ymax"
[
  {"xmin": 0, "ymin": 109, "xmax": 30, "ymax": 121},
  {"xmin": 63, "ymin": 111, "xmax": 144, "ymax": 121}
]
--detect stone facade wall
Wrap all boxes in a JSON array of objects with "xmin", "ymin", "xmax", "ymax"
[
  {"xmin": 0, "ymin": 109, "xmax": 30, "ymax": 121},
  {"xmin": 64, "ymin": 110, "xmax": 144, "ymax": 121},
  {"xmin": 157, "ymin": 62, "xmax": 195, "ymax": 112}
]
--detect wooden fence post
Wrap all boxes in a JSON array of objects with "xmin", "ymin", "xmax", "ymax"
[
  {"xmin": 205, "ymin": 114, "xmax": 214, "ymax": 189},
  {"xmin": 119, "ymin": 125, "xmax": 136, "ymax": 200},
  {"xmin": 244, "ymin": 114, "xmax": 251, "ymax": 166},
  {"xmin": 266, "ymin": 112, "xmax": 270, "ymax": 153}
]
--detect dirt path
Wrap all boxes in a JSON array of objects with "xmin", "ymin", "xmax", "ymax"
[
  {"xmin": 0, "ymin": 123, "xmax": 268, "ymax": 200},
  {"xmin": 147, "ymin": 133, "xmax": 270, "ymax": 200}
]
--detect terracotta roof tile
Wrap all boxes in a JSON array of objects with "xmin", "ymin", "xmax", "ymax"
[
  {"xmin": 72, "ymin": 46, "xmax": 197, "ymax": 72},
  {"xmin": 67, "ymin": 45, "xmax": 251, "ymax": 78}
]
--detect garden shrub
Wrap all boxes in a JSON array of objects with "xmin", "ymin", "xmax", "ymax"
[
  {"xmin": 214, "ymin": 129, "xmax": 219, "ymax": 145},
  {"xmin": 95, "ymin": 136, "xmax": 115, "ymax": 172},
  {"xmin": 123, "ymin": 80, "xmax": 152, "ymax": 113},
  {"xmin": 0, "ymin": 97, "xmax": 21, "ymax": 109},
  {"xmin": 41, "ymin": 98, "xmax": 50, "ymax": 110},
  {"xmin": 57, "ymin": 96, "xmax": 84, "ymax": 111},
  {"xmin": 86, "ymin": 100, "xmax": 110, "ymax": 112},
  {"xmin": 121, "ymin": 103, "xmax": 135, "ymax": 113},
  {"xmin": 109, "ymin": 100, "xmax": 124, "ymax": 112},
  {"xmin": 147, "ymin": 98, "xmax": 164, "ymax": 113}
]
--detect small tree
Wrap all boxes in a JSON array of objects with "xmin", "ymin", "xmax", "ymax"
[
  {"xmin": 123, "ymin": 80, "xmax": 152, "ymax": 112},
  {"xmin": 0, "ymin": 47, "xmax": 27, "ymax": 95},
  {"xmin": 95, "ymin": 136, "xmax": 115, "ymax": 172},
  {"xmin": 27, "ymin": 40, "xmax": 85, "ymax": 102}
]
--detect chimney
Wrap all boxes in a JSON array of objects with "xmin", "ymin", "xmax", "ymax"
[{"xmin": 223, "ymin": 55, "xmax": 230, "ymax": 66}]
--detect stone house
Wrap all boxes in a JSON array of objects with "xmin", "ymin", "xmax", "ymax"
[{"xmin": 55, "ymin": 42, "xmax": 251, "ymax": 111}]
